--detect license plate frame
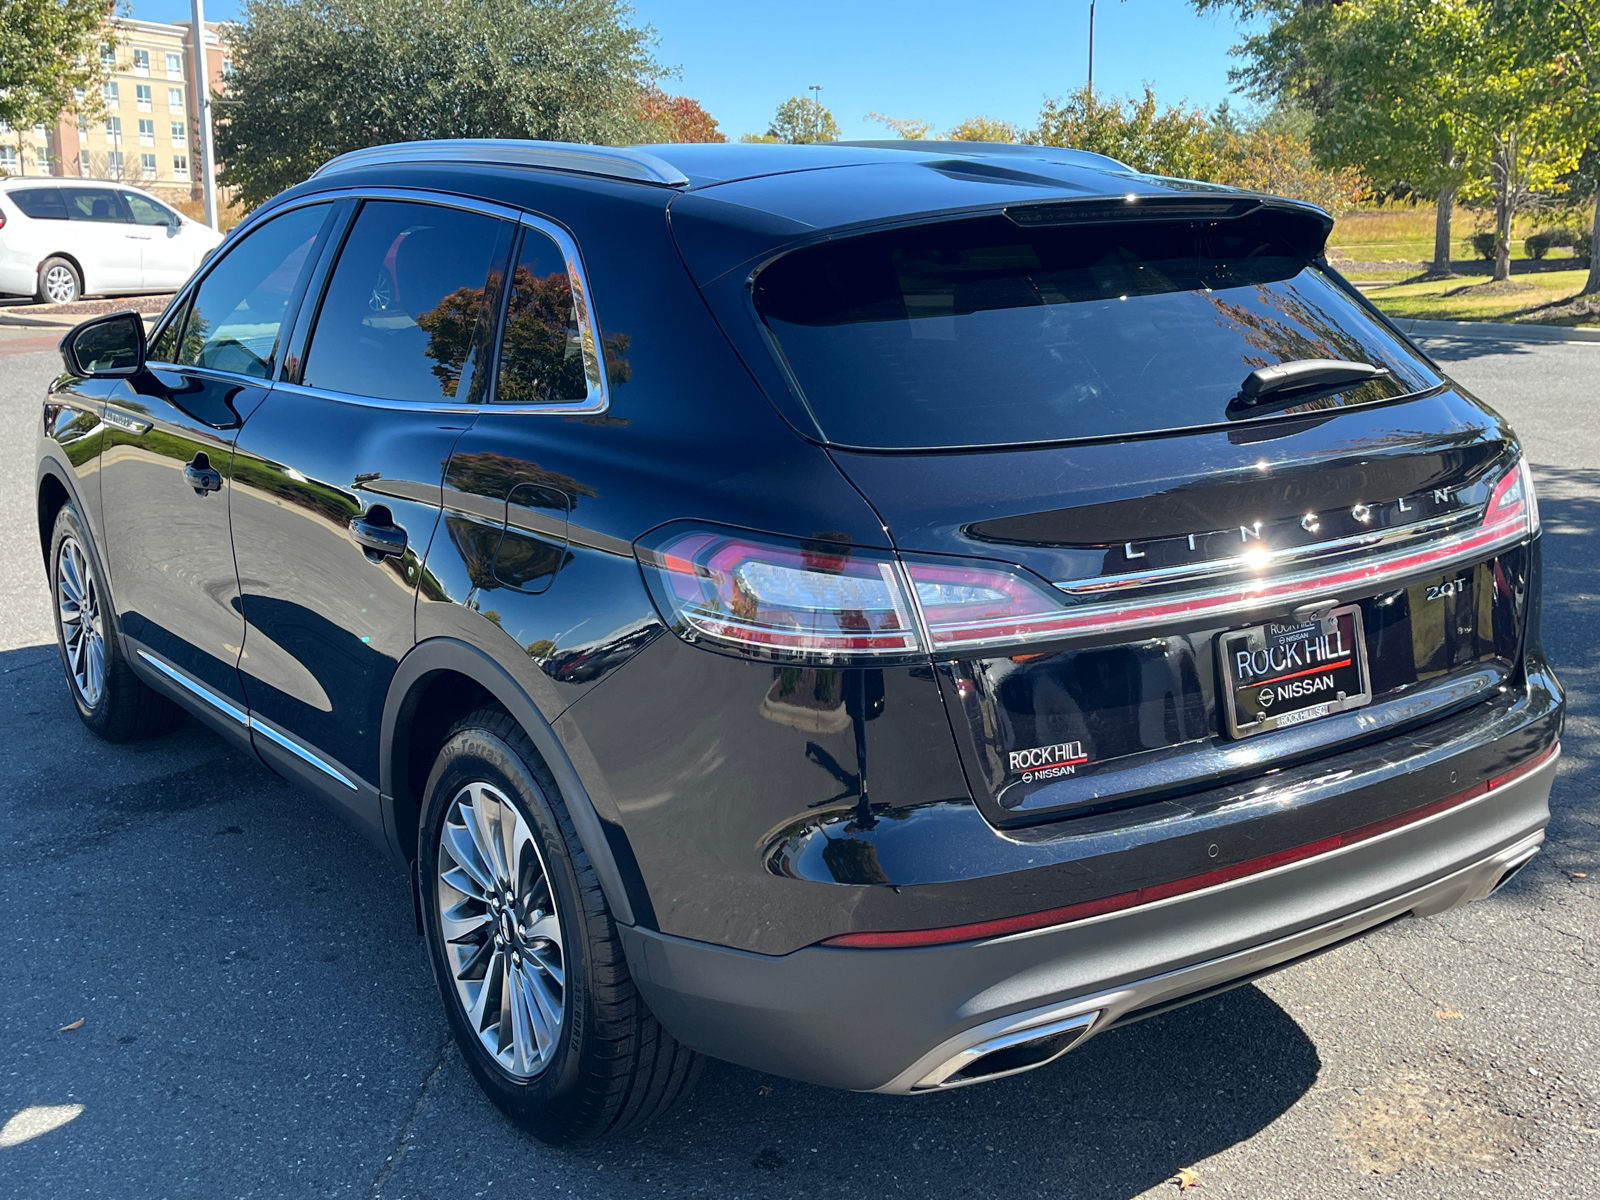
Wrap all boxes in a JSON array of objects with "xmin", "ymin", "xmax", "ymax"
[{"xmin": 1217, "ymin": 604, "xmax": 1372, "ymax": 739}]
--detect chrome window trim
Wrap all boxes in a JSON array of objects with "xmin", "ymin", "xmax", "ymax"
[{"xmin": 263, "ymin": 190, "xmax": 608, "ymax": 415}]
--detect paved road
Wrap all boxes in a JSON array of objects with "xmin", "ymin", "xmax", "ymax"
[{"xmin": 1, "ymin": 326, "xmax": 1594, "ymax": 1199}]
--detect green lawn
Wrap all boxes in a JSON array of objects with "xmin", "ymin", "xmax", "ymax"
[{"xmin": 1358, "ymin": 269, "xmax": 1600, "ymax": 326}]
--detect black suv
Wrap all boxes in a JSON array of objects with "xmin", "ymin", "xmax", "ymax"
[{"xmin": 37, "ymin": 139, "xmax": 1561, "ymax": 1142}]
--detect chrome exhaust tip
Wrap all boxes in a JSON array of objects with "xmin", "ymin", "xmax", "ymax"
[{"xmin": 911, "ymin": 1010, "xmax": 1099, "ymax": 1091}]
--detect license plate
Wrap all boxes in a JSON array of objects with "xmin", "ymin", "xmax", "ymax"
[{"xmin": 1217, "ymin": 604, "xmax": 1371, "ymax": 738}]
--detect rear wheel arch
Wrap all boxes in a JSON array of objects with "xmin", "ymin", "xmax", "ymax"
[
  {"xmin": 37, "ymin": 470, "xmax": 71, "ymax": 568},
  {"xmin": 381, "ymin": 638, "xmax": 639, "ymax": 927},
  {"xmin": 39, "ymin": 252, "xmax": 85, "ymax": 297}
]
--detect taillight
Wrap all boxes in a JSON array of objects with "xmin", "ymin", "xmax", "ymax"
[
  {"xmin": 636, "ymin": 527, "xmax": 923, "ymax": 664},
  {"xmin": 637, "ymin": 459, "xmax": 1538, "ymax": 663}
]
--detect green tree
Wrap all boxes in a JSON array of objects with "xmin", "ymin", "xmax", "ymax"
[
  {"xmin": 865, "ymin": 111, "xmax": 934, "ymax": 140},
  {"xmin": 215, "ymin": 0, "xmax": 664, "ymax": 205},
  {"xmin": 945, "ymin": 115, "xmax": 1021, "ymax": 142},
  {"xmin": 0, "ymin": 0, "xmax": 115, "ymax": 170},
  {"xmin": 1030, "ymin": 85, "xmax": 1224, "ymax": 178},
  {"xmin": 764, "ymin": 95, "xmax": 839, "ymax": 144}
]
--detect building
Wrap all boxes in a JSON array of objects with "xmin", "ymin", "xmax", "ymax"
[{"xmin": 0, "ymin": 18, "xmax": 229, "ymax": 205}]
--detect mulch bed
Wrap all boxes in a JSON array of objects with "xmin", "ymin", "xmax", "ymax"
[{"xmin": 4, "ymin": 295, "xmax": 174, "ymax": 317}]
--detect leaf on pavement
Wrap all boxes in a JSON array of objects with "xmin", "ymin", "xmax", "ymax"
[
  {"xmin": 1436, "ymin": 1009, "xmax": 1463, "ymax": 1019},
  {"xmin": 1173, "ymin": 1166, "xmax": 1201, "ymax": 1191},
  {"xmin": 57, "ymin": 1019, "xmax": 84, "ymax": 1032}
]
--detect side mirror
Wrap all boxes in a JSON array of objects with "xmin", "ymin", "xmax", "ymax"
[{"xmin": 60, "ymin": 311, "xmax": 147, "ymax": 378}]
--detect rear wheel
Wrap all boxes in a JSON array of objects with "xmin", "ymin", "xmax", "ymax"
[
  {"xmin": 37, "ymin": 257, "xmax": 81, "ymax": 305},
  {"xmin": 49, "ymin": 503, "xmax": 183, "ymax": 741},
  {"xmin": 418, "ymin": 706, "xmax": 701, "ymax": 1143}
]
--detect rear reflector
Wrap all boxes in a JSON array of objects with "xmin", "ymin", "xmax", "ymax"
[{"xmin": 821, "ymin": 741, "xmax": 1559, "ymax": 949}]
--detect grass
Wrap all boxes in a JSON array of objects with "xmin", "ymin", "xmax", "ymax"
[
  {"xmin": 1358, "ymin": 269, "xmax": 1600, "ymax": 326},
  {"xmin": 1327, "ymin": 203, "xmax": 1587, "ymax": 276}
]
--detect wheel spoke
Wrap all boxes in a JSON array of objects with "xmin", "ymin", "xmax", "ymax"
[
  {"xmin": 508, "ymin": 967, "xmax": 536, "ymax": 1073},
  {"xmin": 440, "ymin": 897, "xmax": 491, "ymax": 942},
  {"xmin": 467, "ymin": 785, "xmax": 509, "ymax": 882},
  {"xmin": 85, "ymin": 636, "xmax": 103, "ymax": 703},
  {"xmin": 442, "ymin": 821, "xmax": 494, "ymax": 894}
]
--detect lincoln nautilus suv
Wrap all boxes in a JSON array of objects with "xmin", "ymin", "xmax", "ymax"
[{"xmin": 36, "ymin": 138, "xmax": 1561, "ymax": 1142}]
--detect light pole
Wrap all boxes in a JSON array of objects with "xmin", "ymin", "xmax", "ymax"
[
  {"xmin": 1088, "ymin": 0, "xmax": 1096, "ymax": 93},
  {"xmin": 808, "ymin": 84, "xmax": 823, "ymax": 143},
  {"xmin": 190, "ymin": 0, "xmax": 218, "ymax": 229}
]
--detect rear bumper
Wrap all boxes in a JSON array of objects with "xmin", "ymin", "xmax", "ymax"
[
  {"xmin": 620, "ymin": 750, "xmax": 1555, "ymax": 1093},
  {"xmin": 0, "ymin": 259, "xmax": 38, "ymax": 297}
]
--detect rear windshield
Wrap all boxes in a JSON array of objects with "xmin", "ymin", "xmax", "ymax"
[{"xmin": 753, "ymin": 210, "xmax": 1439, "ymax": 449}]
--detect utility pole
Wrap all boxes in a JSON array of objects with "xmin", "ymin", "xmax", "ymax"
[
  {"xmin": 190, "ymin": 0, "xmax": 218, "ymax": 229},
  {"xmin": 809, "ymin": 84, "xmax": 823, "ymax": 143},
  {"xmin": 1088, "ymin": 0, "xmax": 1096, "ymax": 93}
]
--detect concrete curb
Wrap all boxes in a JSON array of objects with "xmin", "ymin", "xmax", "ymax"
[
  {"xmin": 0, "ymin": 309, "xmax": 162, "ymax": 331},
  {"xmin": 1393, "ymin": 317, "xmax": 1600, "ymax": 344}
]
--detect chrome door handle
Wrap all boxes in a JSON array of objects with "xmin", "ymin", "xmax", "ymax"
[
  {"xmin": 349, "ymin": 508, "xmax": 408, "ymax": 560},
  {"xmin": 184, "ymin": 453, "xmax": 222, "ymax": 494}
]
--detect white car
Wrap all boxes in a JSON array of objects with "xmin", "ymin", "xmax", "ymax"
[{"xmin": 0, "ymin": 178, "xmax": 224, "ymax": 305}]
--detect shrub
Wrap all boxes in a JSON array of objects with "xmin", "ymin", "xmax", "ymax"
[
  {"xmin": 1525, "ymin": 233, "xmax": 1552, "ymax": 259},
  {"xmin": 1577, "ymin": 230, "xmax": 1593, "ymax": 261},
  {"xmin": 1469, "ymin": 232, "xmax": 1497, "ymax": 260}
]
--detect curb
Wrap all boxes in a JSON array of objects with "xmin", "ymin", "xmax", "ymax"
[
  {"xmin": 1393, "ymin": 317, "xmax": 1600, "ymax": 344},
  {"xmin": 0, "ymin": 309, "xmax": 162, "ymax": 331}
]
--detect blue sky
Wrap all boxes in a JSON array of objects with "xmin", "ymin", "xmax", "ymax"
[{"xmin": 130, "ymin": 0, "xmax": 1258, "ymax": 141}]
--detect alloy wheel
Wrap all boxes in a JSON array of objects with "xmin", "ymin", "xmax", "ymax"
[
  {"xmin": 56, "ymin": 535, "xmax": 105, "ymax": 707},
  {"xmin": 44, "ymin": 264, "xmax": 78, "ymax": 305},
  {"xmin": 436, "ymin": 781, "xmax": 566, "ymax": 1078}
]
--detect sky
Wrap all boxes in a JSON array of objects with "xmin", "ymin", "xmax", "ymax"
[{"xmin": 128, "ymin": 0, "xmax": 1259, "ymax": 141}]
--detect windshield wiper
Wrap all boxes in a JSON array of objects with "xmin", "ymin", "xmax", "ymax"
[{"xmin": 1234, "ymin": 358, "xmax": 1388, "ymax": 408}]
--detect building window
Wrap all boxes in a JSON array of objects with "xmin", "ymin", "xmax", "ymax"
[
  {"xmin": 141, "ymin": 153, "xmax": 157, "ymax": 178},
  {"xmin": 136, "ymin": 84, "xmax": 153, "ymax": 112},
  {"xmin": 166, "ymin": 52, "xmax": 183, "ymax": 76},
  {"xmin": 133, "ymin": 48, "xmax": 150, "ymax": 75},
  {"xmin": 100, "ymin": 45, "xmax": 115, "ymax": 67},
  {"xmin": 168, "ymin": 87, "xmax": 184, "ymax": 111},
  {"xmin": 106, "ymin": 116, "xmax": 122, "ymax": 137},
  {"xmin": 103, "ymin": 81, "xmax": 119, "ymax": 104},
  {"xmin": 221, "ymin": 58, "xmax": 234, "ymax": 78},
  {"xmin": 78, "ymin": 115, "xmax": 88, "ymax": 134},
  {"xmin": 108, "ymin": 150, "xmax": 124, "ymax": 177},
  {"xmin": 79, "ymin": 149, "xmax": 91, "ymax": 175},
  {"xmin": 139, "ymin": 119, "xmax": 155, "ymax": 145},
  {"xmin": 173, "ymin": 154, "xmax": 189, "ymax": 177},
  {"xmin": 170, "ymin": 121, "xmax": 186, "ymax": 144},
  {"xmin": 0, "ymin": 146, "xmax": 17, "ymax": 175},
  {"xmin": 33, "ymin": 124, "xmax": 47, "ymax": 137},
  {"xmin": 73, "ymin": 87, "xmax": 85, "ymax": 103}
]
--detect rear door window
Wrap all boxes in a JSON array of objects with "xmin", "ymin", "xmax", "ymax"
[
  {"xmin": 493, "ymin": 226, "xmax": 592, "ymax": 405},
  {"xmin": 753, "ymin": 209, "xmax": 1440, "ymax": 449},
  {"xmin": 62, "ymin": 187, "xmax": 130, "ymax": 223},
  {"xmin": 10, "ymin": 188, "xmax": 68, "ymax": 220},
  {"xmin": 175, "ymin": 203, "xmax": 330, "ymax": 378},
  {"xmin": 302, "ymin": 200, "xmax": 513, "ymax": 405}
]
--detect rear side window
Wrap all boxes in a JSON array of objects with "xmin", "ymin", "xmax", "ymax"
[
  {"xmin": 753, "ymin": 210, "xmax": 1440, "ymax": 449},
  {"xmin": 10, "ymin": 188, "xmax": 68, "ymax": 220},
  {"xmin": 62, "ymin": 188, "xmax": 129, "ymax": 223},
  {"xmin": 493, "ymin": 227, "xmax": 591, "ymax": 405},
  {"xmin": 174, "ymin": 203, "xmax": 329, "ymax": 377},
  {"xmin": 303, "ymin": 200, "xmax": 512, "ymax": 405}
]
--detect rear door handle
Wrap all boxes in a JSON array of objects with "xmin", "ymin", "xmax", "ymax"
[
  {"xmin": 349, "ymin": 508, "xmax": 408, "ymax": 560},
  {"xmin": 184, "ymin": 453, "xmax": 223, "ymax": 494}
]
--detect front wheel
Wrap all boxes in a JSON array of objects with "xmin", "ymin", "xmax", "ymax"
[{"xmin": 418, "ymin": 706, "xmax": 701, "ymax": 1143}]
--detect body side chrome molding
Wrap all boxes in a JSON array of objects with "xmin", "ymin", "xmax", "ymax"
[{"xmin": 133, "ymin": 648, "xmax": 358, "ymax": 791}]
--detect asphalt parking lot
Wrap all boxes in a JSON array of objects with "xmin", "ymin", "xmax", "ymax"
[{"xmin": 1, "ymin": 324, "xmax": 1595, "ymax": 1199}]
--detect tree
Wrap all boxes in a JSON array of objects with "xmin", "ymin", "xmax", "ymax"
[
  {"xmin": 866, "ymin": 111, "xmax": 934, "ymax": 140},
  {"xmin": 0, "ymin": 0, "xmax": 114, "ymax": 171},
  {"xmin": 215, "ymin": 0, "xmax": 664, "ymax": 206},
  {"xmin": 763, "ymin": 95, "xmax": 839, "ymax": 144},
  {"xmin": 1030, "ymin": 85, "xmax": 1224, "ymax": 179},
  {"xmin": 945, "ymin": 115, "xmax": 1021, "ymax": 142},
  {"xmin": 637, "ymin": 87, "xmax": 725, "ymax": 143}
]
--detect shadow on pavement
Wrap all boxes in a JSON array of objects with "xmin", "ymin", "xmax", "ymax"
[
  {"xmin": 1417, "ymin": 333, "xmax": 1551, "ymax": 362},
  {"xmin": 569, "ymin": 985, "xmax": 1320, "ymax": 1199}
]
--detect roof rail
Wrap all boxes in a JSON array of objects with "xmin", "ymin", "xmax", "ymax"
[{"xmin": 311, "ymin": 139, "xmax": 691, "ymax": 187}]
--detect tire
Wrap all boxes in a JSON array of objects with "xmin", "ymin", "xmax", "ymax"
[
  {"xmin": 48, "ymin": 503, "xmax": 184, "ymax": 742},
  {"xmin": 37, "ymin": 257, "xmax": 81, "ymax": 305},
  {"xmin": 418, "ymin": 705, "xmax": 702, "ymax": 1143}
]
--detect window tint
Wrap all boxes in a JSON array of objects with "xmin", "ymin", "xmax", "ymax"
[
  {"xmin": 754, "ymin": 211, "xmax": 1441, "ymax": 449},
  {"xmin": 122, "ymin": 191, "xmax": 172, "ymax": 226},
  {"xmin": 493, "ymin": 227, "xmax": 591, "ymax": 405},
  {"xmin": 10, "ymin": 188, "xmax": 68, "ymax": 220},
  {"xmin": 174, "ymin": 203, "xmax": 329, "ymax": 377},
  {"xmin": 63, "ymin": 188, "xmax": 128, "ymax": 223},
  {"xmin": 303, "ymin": 200, "xmax": 510, "ymax": 404}
]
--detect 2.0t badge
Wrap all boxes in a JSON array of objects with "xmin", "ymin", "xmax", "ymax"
[{"xmin": 1218, "ymin": 604, "xmax": 1372, "ymax": 739}]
